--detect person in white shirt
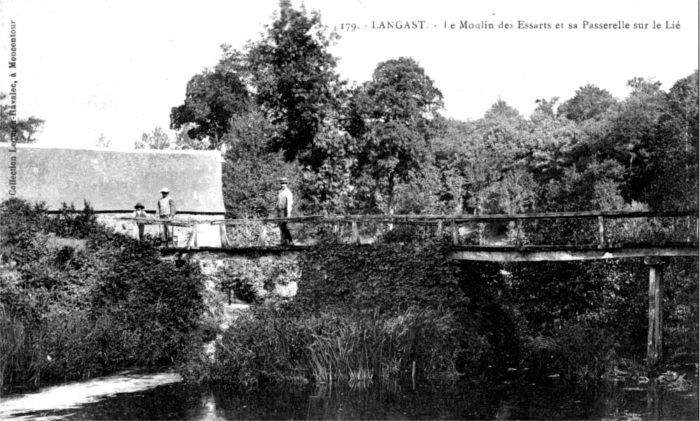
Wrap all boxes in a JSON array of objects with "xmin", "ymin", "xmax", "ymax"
[
  {"xmin": 157, "ymin": 187, "xmax": 177, "ymax": 246},
  {"xmin": 276, "ymin": 177, "xmax": 294, "ymax": 245}
]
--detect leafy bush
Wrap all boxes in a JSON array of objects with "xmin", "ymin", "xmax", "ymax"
[
  {"xmin": 484, "ymin": 256, "xmax": 699, "ymax": 377},
  {"xmin": 293, "ymin": 241, "xmax": 469, "ymax": 314},
  {"xmin": 45, "ymin": 201, "xmax": 99, "ymax": 238},
  {"xmin": 0, "ymin": 198, "xmax": 205, "ymax": 391},
  {"xmin": 0, "ymin": 198, "xmax": 47, "ymax": 266},
  {"xmin": 521, "ymin": 322, "xmax": 618, "ymax": 381},
  {"xmin": 85, "ymin": 232, "xmax": 205, "ymax": 365},
  {"xmin": 663, "ymin": 257, "xmax": 699, "ymax": 362}
]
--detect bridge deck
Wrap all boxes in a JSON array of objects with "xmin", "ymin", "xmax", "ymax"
[
  {"xmin": 447, "ymin": 244, "xmax": 698, "ymax": 261},
  {"xmin": 161, "ymin": 243, "xmax": 698, "ymax": 262},
  {"xmin": 160, "ymin": 245, "xmax": 304, "ymax": 260},
  {"xmin": 135, "ymin": 209, "xmax": 697, "ymax": 262}
]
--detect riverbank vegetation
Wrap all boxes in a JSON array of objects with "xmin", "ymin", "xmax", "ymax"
[
  {"xmin": 182, "ymin": 241, "xmax": 482, "ymax": 387},
  {"xmin": 183, "ymin": 306, "xmax": 466, "ymax": 388},
  {"xmin": 179, "ymin": 235, "xmax": 697, "ymax": 388},
  {"xmin": 163, "ymin": 0, "xmax": 696, "ymax": 388},
  {"xmin": 0, "ymin": 199, "xmax": 204, "ymax": 393}
]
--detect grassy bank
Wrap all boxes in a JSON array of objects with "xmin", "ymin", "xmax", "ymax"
[{"xmin": 0, "ymin": 199, "xmax": 204, "ymax": 393}]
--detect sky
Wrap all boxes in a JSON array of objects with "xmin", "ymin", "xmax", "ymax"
[{"xmin": 0, "ymin": 0, "xmax": 697, "ymax": 149}]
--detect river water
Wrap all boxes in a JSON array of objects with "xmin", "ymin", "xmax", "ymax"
[{"xmin": 1, "ymin": 369, "xmax": 697, "ymax": 420}]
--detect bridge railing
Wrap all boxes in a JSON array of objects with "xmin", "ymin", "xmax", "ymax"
[
  {"xmin": 119, "ymin": 210, "xmax": 698, "ymax": 249},
  {"xmin": 116, "ymin": 218, "xmax": 203, "ymax": 248},
  {"xmin": 437, "ymin": 210, "xmax": 698, "ymax": 249}
]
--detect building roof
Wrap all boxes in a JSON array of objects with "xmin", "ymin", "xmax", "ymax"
[{"xmin": 1, "ymin": 144, "xmax": 225, "ymax": 213}]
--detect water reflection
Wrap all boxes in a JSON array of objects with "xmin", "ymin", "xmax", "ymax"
[
  {"xmin": 0, "ymin": 371, "xmax": 697, "ymax": 420},
  {"xmin": 0, "ymin": 370, "xmax": 182, "ymax": 420}
]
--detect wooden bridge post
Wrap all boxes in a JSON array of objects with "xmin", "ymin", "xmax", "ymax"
[
  {"xmin": 351, "ymin": 221, "xmax": 360, "ymax": 244},
  {"xmin": 219, "ymin": 224, "xmax": 231, "ymax": 248},
  {"xmin": 644, "ymin": 256, "xmax": 668, "ymax": 369},
  {"xmin": 597, "ymin": 216, "xmax": 606, "ymax": 249},
  {"xmin": 451, "ymin": 220, "xmax": 459, "ymax": 245},
  {"xmin": 193, "ymin": 223, "xmax": 198, "ymax": 248},
  {"xmin": 164, "ymin": 221, "xmax": 171, "ymax": 247},
  {"xmin": 436, "ymin": 220, "xmax": 443, "ymax": 238},
  {"xmin": 186, "ymin": 222, "xmax": 198, "ymax": 249},
  {"xmin": 259, "ymin": 224, "xmax": 268, "ymax": 247}
]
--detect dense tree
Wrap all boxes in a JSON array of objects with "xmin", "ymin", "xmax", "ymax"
[
  {"xmin": 360, "ymin": 121, "xmax": 432, "ymax": 213},
  {"xmin": 0, "ymin": 93, "xmax": 45, "ymax": 144},
  {"xmin": 358, "ymin": 57, "xmax": 443, "ymax": 124},
  {"xmin": 134, "ymin": 127, "xmax": 171, "ymax": 150},
  {"xmin": 170, "ymin": 0, "xmax": 696, "ymax": 222},
  {"xmin": 532, "ymin": 97, "xmax": 559, "ymax": 119},
  {"xmin": 602, "ymin": 77, "xmax": 667, "ymax": 200},
  {"xmin": 170, "ymin": 67, "xmax": 250, "ymax": 150},
  {"xmin": 465, "ymin": 100, "xmax": 529, "ymax": 214},
  {"xmin": 524, "ymin": 105, "xmax": 587, "ymax": 184},
  {"xmin": 171, "ymin": 1, "xmax": 350, "ymax": 213},
  {"xmin": 244, "ymin": 0, "xmax": 342, "ymax": 165},
  {"xmin": 14, "ymin": 117, "xmax": 44, "ymax": 143},
  {"xmin": 642, "ymin": 71, "xmax": 699, "ymax": 209},
  {"xmin": 298, "ymin": 121, "xmax": 358, "ymax": 214},
  {"xmin": 486, "ymin": 167, "xmax": 538, "ymax": 214},
  {"xmin": 557, "ymin": 84, "xmax": 617, "ymax": 122},
  {"xmin": 430, "ymin": 118, "xmax": 475, "ymax": 214},
  {"xmin": 172, "ymin": 124, "xmax": 211, "ymax": 150},
  {"xmin": 95, "ymin": 134, "xmax": 111, "ymax": 148},
  {"xmin": 222, "ymin": 106, "xmax": 303, "ymax": 218},
  {"xmin": 353, "ymin": 57, "xmax": 443, "ymax": 214}
]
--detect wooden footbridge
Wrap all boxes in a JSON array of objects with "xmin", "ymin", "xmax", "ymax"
[
  {"xmin": 132, "ymin": 209, "xmax": 697, "ymax": 260},
  {"xmin": 123, "ymin": 209, "xmax": 697, "ymax": 368}
]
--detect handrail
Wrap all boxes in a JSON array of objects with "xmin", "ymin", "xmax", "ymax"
[
  {"xmin": 207, "ymin": 210, "xmax": 697, "ymax": 225},
  {"xmin": 116, "ymin": 210, "xmax": 698, "ymax": 249},
  {"xmin": 118, "ymin": 217, "xmax": 195, "ymax": 226},
  {"xmin": 47, "ymin": 210, "xmax": 225, "ymax": 216},
  {"xmin": 114, "ymin": 210, "xmax": 698, "ymax": 225}
]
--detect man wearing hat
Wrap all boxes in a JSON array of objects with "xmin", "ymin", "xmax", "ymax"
[
  {"xmin": 132, "ymin": 202, "xmax": 147, "ymax": 241},
  {"xmin": 276, "ymin": 177, "xmax": 294, "ymax": 245},
  {"xmin": 157, "ymin": 188, "xmax": 177, "ymax": 245}
]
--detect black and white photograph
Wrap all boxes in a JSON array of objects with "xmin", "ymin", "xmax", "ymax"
[{"xmin": 0, "ymin": 0, "xmax": 698, "ymax": 419}]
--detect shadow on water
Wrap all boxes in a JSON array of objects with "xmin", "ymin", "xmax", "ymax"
[{"xmin": 1, "ymin": 371, "xmax": 698, "ymax": 420}]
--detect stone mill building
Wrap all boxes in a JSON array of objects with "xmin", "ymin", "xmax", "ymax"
[{"xmin": 0, "ymin": 144, "xmax": 226, "ymax": 247}]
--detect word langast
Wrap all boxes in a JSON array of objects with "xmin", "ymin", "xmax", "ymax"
[{"xmin": 371, "ymin": 20, "xmax": 427, "ymax": 29}]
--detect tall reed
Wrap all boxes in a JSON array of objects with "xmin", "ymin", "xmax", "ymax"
[
  {"xmin": 305, "ymin": 311, "xmax": 387, "ymax": 384},
  {"xmin": 0, "ymin": 304, "xmax": 25, "ymax": 393},
  {"xmin": 200, "ymin": 306, "xmax": 464, "ymax": 388}
]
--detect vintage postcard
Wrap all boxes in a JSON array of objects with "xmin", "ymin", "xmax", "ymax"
[{"xmin": 0, "ymin": 1, "xmax": 697, "ymax": 419}]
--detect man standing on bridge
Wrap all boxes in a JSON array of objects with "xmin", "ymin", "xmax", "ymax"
[
  {"xmin": 158, "ymin": 187, "xmax": 177, "ymax": 246},
  {"xmin": 276, "ymin": 177, "xmax": 294, "ymax": 246}
]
